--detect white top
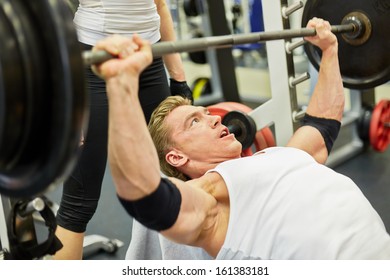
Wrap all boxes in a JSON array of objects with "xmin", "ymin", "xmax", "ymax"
[
  {"xmin": 209, "ymin": 147, "xmax": 390, "ymax": 259},
  {"xmin": 74, "ymin": 0, "xmax": 161, "ymax": 46}
]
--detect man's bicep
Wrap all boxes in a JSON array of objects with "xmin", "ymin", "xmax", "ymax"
[{"xmin": 286, "ymin": 125, "xmax": 328, "ymax": 164}]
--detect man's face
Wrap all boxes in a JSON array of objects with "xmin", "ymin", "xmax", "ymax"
[{"xmin": 165, "ymin": 105, "xmax": 242, "ymax": 166}]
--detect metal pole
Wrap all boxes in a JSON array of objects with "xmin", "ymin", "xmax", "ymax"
[{"xmin": 82, "ymin": 24, "xmax": 356, "ymax": 65}]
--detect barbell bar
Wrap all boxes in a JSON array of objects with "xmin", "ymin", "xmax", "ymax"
[{"xmin": 83, "ymin": 22, "xmax": 358, "ymax": 65}]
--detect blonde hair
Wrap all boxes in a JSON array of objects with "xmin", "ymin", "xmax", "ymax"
[{"xmin": 148, "ymin": 95, "xmax": 192, "ymax": 181}]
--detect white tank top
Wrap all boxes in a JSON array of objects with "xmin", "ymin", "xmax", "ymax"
[
  {"xmin": 74, "ymin": 0, "xmax": 161, "ymax": 46},
  {"xmin": 208, "ymin": 147, "xmax": 390, "ymax": 259}
]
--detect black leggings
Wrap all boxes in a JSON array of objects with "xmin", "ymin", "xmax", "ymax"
[{"xmin": 56, "ymin": 42, "xmax": 170, "ymax": 233}]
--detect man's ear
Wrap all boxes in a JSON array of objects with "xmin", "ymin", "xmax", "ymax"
[{"xmin": 166, "ymin": 150, "xmax": 188, "ymax": 167}]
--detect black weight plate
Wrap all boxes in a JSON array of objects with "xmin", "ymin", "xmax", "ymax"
[
  {"xmin": 188, "ymin": 31, "xmax": 207, "ymax": 64},
  {"xmin": 0, "ymin": 0, "xmax": 32, "ymax": 171},
  {"xmin": 358, "ymin": 106, "xmax": 373, "ymax": 142},
  {"xmin": 24, "ymin": 0, "xmax": 88, "ymax": 196},
  {"xmin": 183, "ymin": 0, "xmax": 200, "ymax": 17},
  {"xmin": 0, "ymin": 0, "xmax": 87, "ymax": 198},
  {"xmin": 222, "ymin": 110, "xmax": 257, "ymax": 150},
  {"xmin": 302, "ymin": 0, "xmax": 390, "ymax": 89}
]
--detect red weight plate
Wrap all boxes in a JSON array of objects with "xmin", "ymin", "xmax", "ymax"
[
  {"xmin": 370, "ymin": 100, "xmax": 390, "ymax": 152},
  {"xmin": 253, "ymin": 130, "xmax": 268, "ymax": 153},
  {"xmin": 258, "ymin": 127, "xmax": 276, "ymax": 149}
]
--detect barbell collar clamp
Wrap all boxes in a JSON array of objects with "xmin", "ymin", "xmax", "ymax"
[{"xmin": 341, "ymin": 12, "xmax": 372, "ymax": 46}]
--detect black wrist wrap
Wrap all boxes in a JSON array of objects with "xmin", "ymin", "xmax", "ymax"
[
  {"xmin": 301, "ymin": 114, "xmax": 341, "ymax": 154},
  {"xmin": 117, "ymin": 178, "xmax": 181, "ymax": 231}
]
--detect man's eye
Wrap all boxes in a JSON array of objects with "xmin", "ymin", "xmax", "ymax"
[{"xmin": 191, "ymin": 118, "xmax": 199, "ymax": 126}]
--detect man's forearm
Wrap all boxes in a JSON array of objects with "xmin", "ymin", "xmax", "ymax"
[
  {"xmin": 306, "ymin": 44, "xmax": 345, "ymax": 121},
  {"xmin": 106, "ymin": 76, "xmax": 161, "ymax": 201}
]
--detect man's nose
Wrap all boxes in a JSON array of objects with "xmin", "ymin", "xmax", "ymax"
[{"xmin": 209, "ymin": 114, "xmax": 221, "ymax": 127}]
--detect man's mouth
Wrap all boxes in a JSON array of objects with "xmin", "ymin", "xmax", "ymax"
[{"xmin": 220, "ymin": 128, "xmax": 229, "ymax": 138}]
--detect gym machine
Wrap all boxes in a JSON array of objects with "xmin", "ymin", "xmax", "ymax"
[{"xmin": 246, "ymin": 0, "xmax": 368, "ymax": 164}]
